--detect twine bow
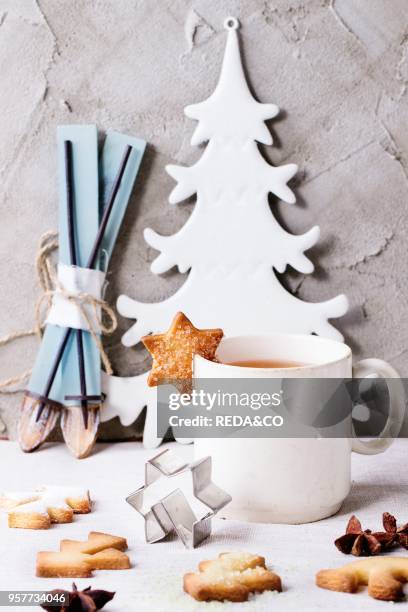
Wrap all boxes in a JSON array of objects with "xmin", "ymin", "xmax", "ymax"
[{"xmin": 0, "ymin": 231, "xmax": 117, "ymax": 391}]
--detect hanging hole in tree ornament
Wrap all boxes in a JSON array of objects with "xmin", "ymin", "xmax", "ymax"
[{"xmin": 224, "ymin": 16, "xmax": 239, "ymax": 31}]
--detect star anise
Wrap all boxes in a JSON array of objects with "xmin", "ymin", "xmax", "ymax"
[
  {"xmin": 41, "ymin": 583, "xmax": 115, "ymax": 611},
  {"xmin": 335, "ymin": 515, "xmax": 382, "ymax": 556},
  {"xmin": 373, "ymin": 512, "xmax": 408, "ymax": 550}
]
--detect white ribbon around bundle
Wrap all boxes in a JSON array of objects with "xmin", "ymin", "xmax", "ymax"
[{"xmin": 46, "ymin": 263, "xmax": 106, "ymax": 332}]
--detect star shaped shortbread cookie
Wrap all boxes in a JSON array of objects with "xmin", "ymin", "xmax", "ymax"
[{"xmin": 142, "ymin": 312, "xmax": 223, "ymax": 392}]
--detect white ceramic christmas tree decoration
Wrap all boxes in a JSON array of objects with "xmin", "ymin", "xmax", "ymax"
[{"xmin": 112, "ymin": 17, "xmax": 348, "ymax": 447}]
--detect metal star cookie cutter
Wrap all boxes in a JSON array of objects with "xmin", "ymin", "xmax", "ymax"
[{"xmin": 126, "ymin": 449, "xmax": 231, "ymax": 548}]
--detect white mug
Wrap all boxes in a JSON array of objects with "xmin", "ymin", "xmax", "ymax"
[{"xmin": 193, "ymin": 334, "xmax": 405, "ymax": 524}]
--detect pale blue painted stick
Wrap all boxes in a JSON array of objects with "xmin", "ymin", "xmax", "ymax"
[
  {"xmin": 98, "ymin": 130, "xmax": 146, "ymax": 264},
  {"xmin": 27, "ymin": 128, "xmax": 146, "ymax": 408},
  {"xmin": 27, "ymin": 125, "xmax": 99, "ymax": 404}
]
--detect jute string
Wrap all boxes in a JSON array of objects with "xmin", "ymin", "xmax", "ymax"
[{"xmin": 0, "ymin": 231, "xmax": 117, "ymax": 392}]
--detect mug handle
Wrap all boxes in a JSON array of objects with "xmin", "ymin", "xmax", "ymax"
[{"xmin": 352, "ymin": 358, "xmax": 405, "ymax": 455}]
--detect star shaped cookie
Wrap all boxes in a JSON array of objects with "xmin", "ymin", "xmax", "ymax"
[{"xmin": 142, "ymin": 312, "xmax": 223, "ymax": 392}]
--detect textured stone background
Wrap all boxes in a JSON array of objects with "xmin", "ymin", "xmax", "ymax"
[{"xmin": 0, "ymin": 0, "xmax": 407, "ymax": 439}]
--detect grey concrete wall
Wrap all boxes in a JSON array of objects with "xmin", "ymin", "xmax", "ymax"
[{"xmin": 0, "ymin": 0, "xmax": 407, "ymax": 439}]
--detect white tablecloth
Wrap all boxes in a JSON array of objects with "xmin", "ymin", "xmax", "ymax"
[{"xmin": 1, "ymin": 439, "xmax": 407, "ymax": 611}]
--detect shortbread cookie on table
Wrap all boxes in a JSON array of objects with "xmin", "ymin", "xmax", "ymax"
[
  {"xmin": 36, "ymin": 531, "xmax": 130, "ymax": 578},
  {"xmin": 184, "ymin": 552, "xmax": 282, "ymax": 602},
  {"xmin": 0, "ymin": 486, "xmax": 91, "ymax": 529},
  {"xmin": 316, "ymin": 556, "xmax": 408, "ymax": 601}
]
